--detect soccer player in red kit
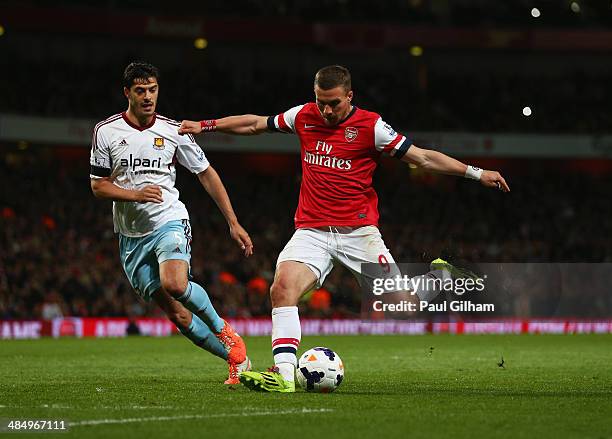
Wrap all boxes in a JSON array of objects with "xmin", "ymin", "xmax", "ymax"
[{"xmin": 179, "ymin": 65, "xmax": 510, "ymax": 392}]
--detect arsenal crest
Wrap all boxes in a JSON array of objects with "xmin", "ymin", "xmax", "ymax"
[{"xmin": 345, "ymin": 127, "xmax": 358, "ymax": 142}]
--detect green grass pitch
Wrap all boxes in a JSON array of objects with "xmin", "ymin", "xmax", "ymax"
[{"xmin": 1, "ymin": 334, "xmax": 611, "ymax": 438}]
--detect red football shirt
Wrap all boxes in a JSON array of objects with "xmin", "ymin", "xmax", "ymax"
[{"xmin": 268, "ymin": 103, "xmax": 412, "ymax": 229}]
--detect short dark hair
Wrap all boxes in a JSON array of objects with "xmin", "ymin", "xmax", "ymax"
[
  {"xmin": 314, "ymin": 65, "xmax": 351, "ymax": 91},
  {"xmin": 123, "ymin": 62, "xmax": 160, "ymax": 89}
]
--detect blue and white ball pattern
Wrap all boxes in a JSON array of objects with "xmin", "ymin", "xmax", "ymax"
[{"xmin": 296, "ymin": 347, "xmax": 344, "ymax": 393}]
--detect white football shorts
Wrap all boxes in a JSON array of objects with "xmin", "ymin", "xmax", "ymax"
[{"xmin": 276, "ymin": 226, "xmax": 401, "ymax": 288}]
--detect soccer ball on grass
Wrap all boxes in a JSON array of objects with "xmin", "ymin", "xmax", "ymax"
[{"xmin": 296, "ymin": 347, "xmax": 344, "ymax": 393}]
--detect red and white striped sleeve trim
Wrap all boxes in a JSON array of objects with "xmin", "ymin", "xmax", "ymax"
[
  {"xmin": 270, "ymin": 104, "xmax": 304, "ymax": 133},
  {"xmin": 373, "ymin": 117, "xmax": 412, "ymax": 158}
]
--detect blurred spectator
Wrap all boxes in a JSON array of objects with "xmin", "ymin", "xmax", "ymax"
[
  {"xmin": 40, "ymin": 290, "xmax": 66, "ymax": 320},
  {"xmin": 307, "ymin": 288, "xmax": 332, "ymax": 317}
]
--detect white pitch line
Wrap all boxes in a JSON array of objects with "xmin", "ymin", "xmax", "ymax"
[
  {"xmin": 96, "ymin": 405, "xmax": 176, "ymax": 410},
  {"xmin": 72, "ymin": 408, "xmax": 333, "ymax": 427},
  {"xmin": 1, "ymin": 404, "xmax": 173, "ymax": 410}
]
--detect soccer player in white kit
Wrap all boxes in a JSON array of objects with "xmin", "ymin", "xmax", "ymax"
[
  {"xmin": 90, "ymin": 62, "xmax": 253, "ymax": 384},
  {"xmin": 180, "ymin": 65, "xmax": 510, "ymax": 392}
]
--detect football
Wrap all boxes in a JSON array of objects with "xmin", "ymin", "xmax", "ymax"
[{"xmin": 296, "ymin": 347, "xmax": 344, "ymax": 393}]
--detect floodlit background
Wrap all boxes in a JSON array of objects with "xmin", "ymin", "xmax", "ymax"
[{"xmin": 1, "ymin": 0, "xmax": 611, "ymax": 326}]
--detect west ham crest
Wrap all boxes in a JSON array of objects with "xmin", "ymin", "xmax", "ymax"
[
  {"xmin": 345, "ymin": 127, "xmax": 358, "ymax": 142},
  {"xmin": 153, "ymin": 137, "xmax": 165, "ymax": 150}
]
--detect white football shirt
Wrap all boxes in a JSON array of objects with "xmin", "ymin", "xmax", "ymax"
[{"xmin": 90, "ymin": 113, "xmax": 210, "ymax": 237}]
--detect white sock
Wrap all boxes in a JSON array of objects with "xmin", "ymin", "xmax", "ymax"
[
  {"xmin": 276, "ymin": 363, "xmax": 295, "ymax": 382},
  {"xmin": 271, "ymin": 306, "xmax": 301, "ymax": 382}
]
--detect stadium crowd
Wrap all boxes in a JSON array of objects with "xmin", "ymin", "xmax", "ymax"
[
  {"xmin": 1, "ymin": 151, "xmax": 611, "ymax": 320},
  {"xmin": 2, "ymin": 5, "xmax": 611, "ymax": 319},
  {"xmin": 2, "ymin": 54, "xmax": 609, "ymax": 135}
]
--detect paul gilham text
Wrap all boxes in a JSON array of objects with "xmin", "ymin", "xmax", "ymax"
[{"xmin": 372, "ymin": 301, "xmax": 495, "ymax": 313}]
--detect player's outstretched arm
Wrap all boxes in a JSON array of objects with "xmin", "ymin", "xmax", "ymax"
[
  {"xmin": 90, "ymin": 178, "xmax": 164, "ymax": 203},
  {"xmin": 178, "ymin": 115, "xmax": 269, "ymax": 136},
  {"xmin": 197, "ymin": 166, "xmax": 254, "ymax": 257},
  {"xmin": 401, "ymin": 145, "xmax": 510, "ymax": 192}
]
